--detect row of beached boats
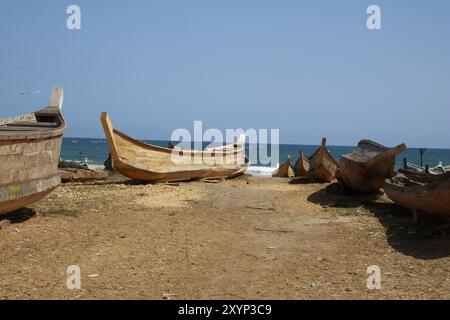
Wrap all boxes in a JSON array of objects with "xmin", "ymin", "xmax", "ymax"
[
  {"xmin": 0, "ymin": 87, "xmax": 449, "ymax": 221},
  {"xmin": 273, "ymin": 138, "xmax": 406, "ymax": 192},
  {"xmin": 274, "ymin": 138, "xmax": 450, "ymax": 220}
]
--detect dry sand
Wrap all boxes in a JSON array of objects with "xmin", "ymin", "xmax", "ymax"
[{"xmin": 1, "ymin": 174, "xmax": 450, "ymax": 299}]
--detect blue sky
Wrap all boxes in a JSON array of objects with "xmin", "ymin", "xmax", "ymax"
[{"xmin": 0, "ymin": 0, "xmax": 449, "ymax": 148}]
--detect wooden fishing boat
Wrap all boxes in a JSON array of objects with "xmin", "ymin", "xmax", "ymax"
[
  {"xmin": 0, "ymin": 88, "xmax": 66, "ymax": 214},
  {"xmin": 384, "ymin": 172, "xmax": 450, "ymax": 220},
  {"xmin": 402, "ymin": 159, "xmax": 449, "ymax": 175},
  {"xmin": 336, "ymin": 140, "xmax": 406, "ymax": 193},
  {"xmin": 294, "ymin": 150, "xmax": 310, "ymax": 177},
  {"xmin": 100, "ymin": 113, "xmax": 248, "ymax": 182},
  {"xmin": 308, "ymin": 138, "xmax": 338, "ymax": 182},
  {"xmin": 272, "ymin": 155, "xmax": 295, "ymax": 178}
]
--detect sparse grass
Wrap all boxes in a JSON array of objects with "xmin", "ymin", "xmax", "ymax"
[{"xmin": 43, "ymin": 208, "xmax": 79, "ymax": 217}]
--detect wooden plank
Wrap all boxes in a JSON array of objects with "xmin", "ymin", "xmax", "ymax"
[
  {"xmin": 0, "ymin": 113, "xmax": 35, "ymax": 127},
  {"xmin": 0, "ymin": 137, "xmax": 61, "ymax": 155},
  {"xmin": 0, "ymin": 159, "xmax": 59, "ymax": 185},
  {"xmin": 6, "ymin": 122, "xmax": 58, "ymax": 128},
  {"xmin": 0, "ymin": 149, "xmax": 59, "ymax": 170}
]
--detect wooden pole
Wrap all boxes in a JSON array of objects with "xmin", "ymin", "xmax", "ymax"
[{"xmin": 419, "ymin": 148, "xmax": 427, "ymax": 168}]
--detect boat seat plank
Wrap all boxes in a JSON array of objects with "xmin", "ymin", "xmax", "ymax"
[
  {"xmin": 5, "ymin": 121, "xmax": 58, "ymax": 128},
  {"xmin": 0, "ymin": 126, "xmax": 54, "ymax": 131}
]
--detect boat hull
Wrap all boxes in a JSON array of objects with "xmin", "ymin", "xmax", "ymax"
[
  {"xmin": 294, "ymin": 153, "xmax": 309, "ymax": 177},
  {"xmin": 384, "ymin": 175, "xmax": 450, "ymax": 218},
  {"xmin": 336, "ymin": 141, "xmax": 406, "ymax": 193},
  {"xmin": 0, "ymin": 176, "xmax": 60, "ymax": 214},
  {"xmin": 309, "ymin": 138, "xmax": 338, "ymax": 182},
  {"xmin": 337, "ymin": 157, "xmax": 395, "ymax": 193},
  {"xmin": 272, "ymin": 159, "xmax": 295, "ymax": 178},
  {"xmin": 0, "ymin": 88, "xmax": 65, "ymax": 214}
]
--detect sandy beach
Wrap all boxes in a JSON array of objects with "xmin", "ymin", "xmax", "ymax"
[{"xmin": 1, "ymin": 173, "xmax": 450, "ymax": 300}]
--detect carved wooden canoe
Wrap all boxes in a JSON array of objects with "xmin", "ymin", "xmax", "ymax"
[
  {"xmin": 308, "ymin": 138, "xmax": 338, "ymax": 182},
  {"xmin": 272, "ymin": 155, "xmax": 295, "ymax": 178},
  {"xmin": 0, "ymin": 88, "xmax": 66, "ymax": 214},
  {"xmin": 101, "ymin": 113, "xmax": 248, "ymax": 182},
  {"xmin": 336, "ymin": 140, "xmax": 406, "ymax": 193},
  {"xmin": 384, "ymin": 172, "xmax": 450, "ymax": 219},
  {"xmin": 294, "ymin": 150, "xmax": 310, "ymax": 177}
]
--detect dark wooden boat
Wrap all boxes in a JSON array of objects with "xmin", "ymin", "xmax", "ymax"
[
  {"xmin": 101, "ymin": 113, "xmax": 248, "ymax": 182},
  {"xmin": 384, "ymin": 172, "xmax": 450, "ymax": 220},
  {"xmin": 308, "ymin": 138, "xmax": 338, "ymax": 182},
  {"xmin": 336, "ymin": 140, "xmax": 406, "ymax": 193},
  {"xmin": 294, "ymin": 150, "xmax": 309, "ymax": 177},
  {"xmin": 272, "ymin": 155, "xmax": 295, "ymax": 178},
  {"xmin": 0, "ymin": 88, "xmax": 66, "ymax": 214}
]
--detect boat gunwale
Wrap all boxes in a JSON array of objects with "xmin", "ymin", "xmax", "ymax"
[
  {"xmin": 0, "ymin": 89, "xmax": 66, "ymax": 141},
  {"xmin": 113, "ymin": 128, "xmax": 244, "ymax": 157},
  {"xmin": 341, "ymin": 140, "xmax": 406, "ymax": 166}
]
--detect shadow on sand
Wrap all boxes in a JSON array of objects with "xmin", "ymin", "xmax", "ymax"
[
  {"xmin": 0, "ymin": 208, "xmax": 36, "ymax": 224},
  {"xmin": 308, "ymin": 183, "xmax": 450, "ymax": 260},
  {"xmin": 289, "ymin": 177, "xmax": 328, "ymax": 185}
]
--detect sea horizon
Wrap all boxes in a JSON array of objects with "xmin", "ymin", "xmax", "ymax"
[{"xmin": 62, "ymin": 137, "xmax": 450, "ymax": 168}]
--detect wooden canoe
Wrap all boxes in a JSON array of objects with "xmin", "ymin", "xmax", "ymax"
[
  {"xmin": 294, "ymin": 150, "xmax": 310, "ymax": 177},
  {"xmin": 0, "ymin": 88, "xmax": 66, "ymax": 214},
  {"xmin": 402, "ymin": 160, "xmax": 448, "ymax": 175},
  {"xmin": 384, "ymin": 172, "xmax": 450, "ymax": 219},
  {"xmin": 100, "ymin": 113, "xmax": 249, "ymax": 182},
  {"xmin": 336, "ymin": 140, "xmax": 406, "ymax": 193},
  {"xmin": 308, "ymin": 138, "xmax": 338, "ymax": 182},
  {"xmin": 272, "ymin": 154, "xmax": 295, "ymax": 178}
]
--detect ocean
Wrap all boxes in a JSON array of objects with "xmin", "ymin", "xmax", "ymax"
[{"xmin": 61, "ymin": 138, "xmax": 450, "ymax": 169}]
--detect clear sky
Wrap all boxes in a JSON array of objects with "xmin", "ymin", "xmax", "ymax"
[{"xmin": 1, "ymin": 0, "xmax": 449, "ymax": 148}]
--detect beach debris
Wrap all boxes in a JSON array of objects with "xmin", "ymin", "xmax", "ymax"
[
  {"xmin": 164, "ymin": 182, "xmax": 180, "ymax": 186},
  {"xmin": 162, "ymin": 293, "xmax": 177, "ymax": 300},
  {"xmin": 59, "ymin": 163, "xmax": 108, "ymax": 183},
  {"xmin": 310, "ymin": 282, "xmax": 318, "ymax": 288},
  {"xmin": 316, "ymin": 256, "xmax": 327, "ymax": 262},
  {"xmin": 245, "ymin": 204, "xmax": 275, "ymax": 211},
  {"xmin": 11, "ymin": 227, "xmax": 20, "ymax": 234},
  {"xmin": 242, "ymin": 252, "xmax": 262, "ymax": 259},
  {"xmin": 88, "ymin": 274, "xmax": 99, "ymax": 278},
  {"xmin": 202, "ymin": 179, "xmax": 222, "ymax": 184},
  {"xmin": 255, "ymin": 228, "xmax": 294, "ymax": 233},
  {"xmin": 0, "ymin": 219, "xmax": 11, "ymax": 229}
]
